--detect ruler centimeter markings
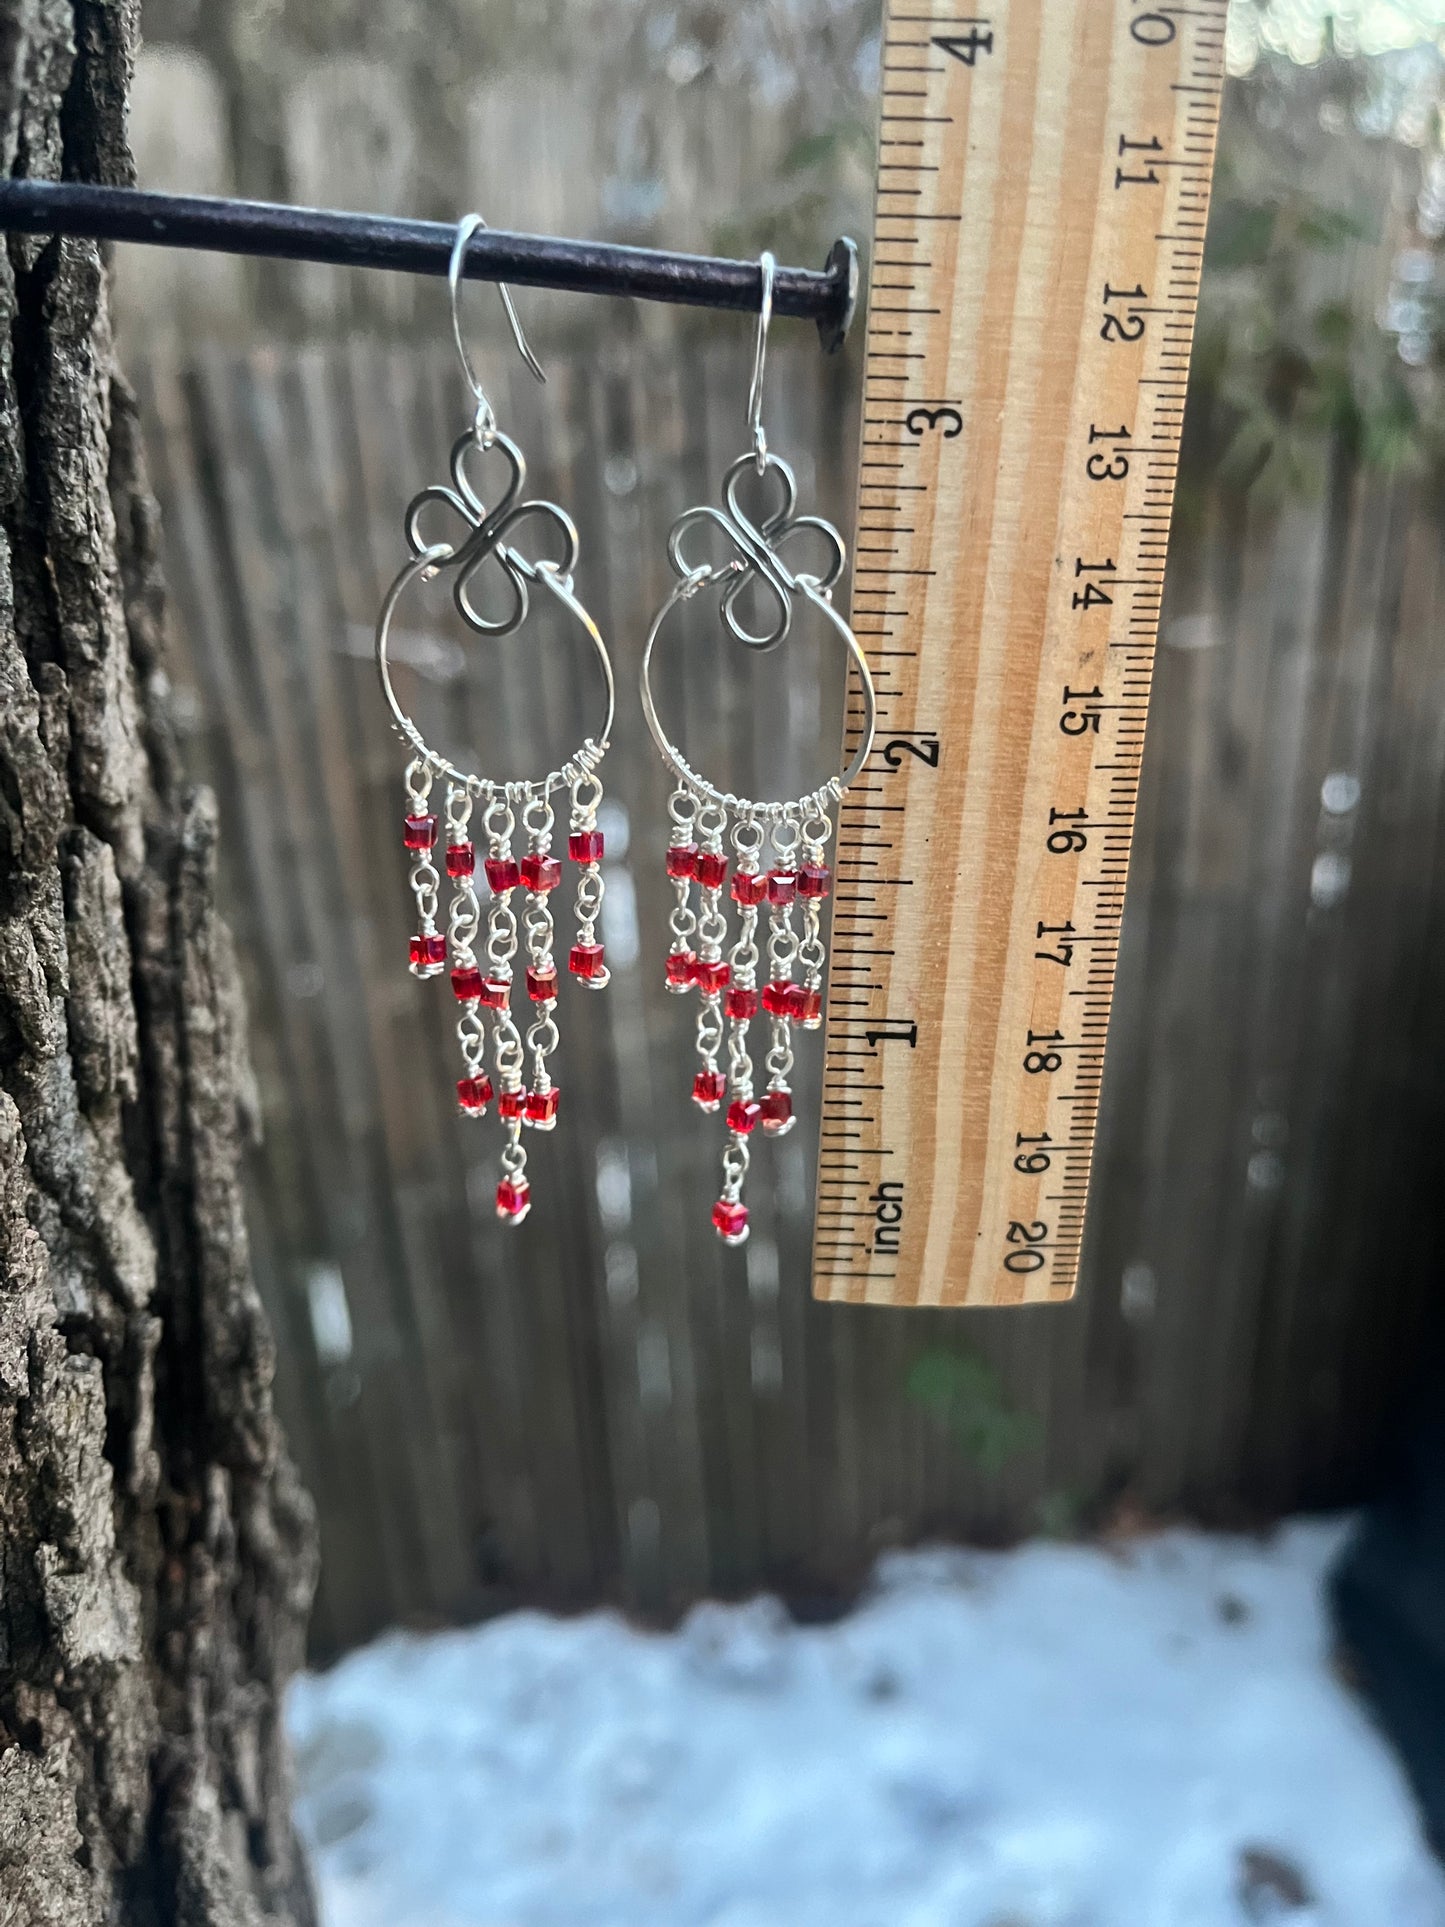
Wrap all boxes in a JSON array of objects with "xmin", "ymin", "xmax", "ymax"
[{"xmin": 813, "ymin": 0, "xmax": 1227, "ymax": 1307}]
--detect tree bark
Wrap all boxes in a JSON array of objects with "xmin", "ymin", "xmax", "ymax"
[{"xmin": 0, "ymin": 5, "xmax": 317, "ymax": 1924}]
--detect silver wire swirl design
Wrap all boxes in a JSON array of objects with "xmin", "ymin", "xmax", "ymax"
[
  {"xmin": 668, "ymin": 450, "xmax": 847, "ymax": 652},
  {"xmin": 405, "ymin": 431, "xmax": 579, "ymax": 639}
]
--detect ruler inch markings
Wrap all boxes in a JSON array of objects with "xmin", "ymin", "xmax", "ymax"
[{"xmin": 812, "ymin": 0, "xmax": 1224, "ymax": 1307}]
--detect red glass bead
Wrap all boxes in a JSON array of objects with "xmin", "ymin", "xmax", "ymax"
[
  {"xmin": 665, "ymin": 949, "xmax": 696, "ymax": 992},
  {"xmin": 451, "ymin": 965, "xmax": 484, "ymax": 1002},
  {"xmin": 568, "ymin": 829, "xmax": 604, "ymax": 863},
  {"xmin": 480, "ymin": 976, "xmax": 511, "ymax": 1009},
  {"xmin": 696, "ymin": 850, "xmax": 728, "ymax": 890},
  {"xmin": 797, "ymin": 987, "xmax": 823, "ymax": 1030},
  {"xmin": 485, "ymin": 855, "xmax": 520, "ymax": 892},
  {"xmin": 456, "ymin": 1074, "xmax": 493, "ymax": 1115},
  {"xmin": 520, "ymin": 852, "xmax": 563, "ymax": 894},
  {"xmin": 762, "ymin": 978, "xmax": 803, "ymax": 1019},
  {"xmin": 403, "ymin": 813, "xmax": 437, "ymax": 852},
  {"xmin": 496, "ymin": 1177, "xmax": 531, "ymax": 1223},
  {"xmin": 498, "ymin": 1088, "xmax": 525, "ymax": 1121},
  {"xmin": 445, "ymin": 839, "xmax": 476, "ymax": 879},
  {"xmin": 760, "ymin": 1088, "xmax": 794, "ymax": 1136},
  {"xmin": 731, "ymin": 869, "xmax": 767, "ymax": 906},
  {"xmin": 525, "ymin": 1085, "xmax": 560, "ymax": 1130},
  {"xmin": 666, "ymin": 843, "xmax": 699, "ymax": 880},
  {"xmin": 526, "ymin": 965, "xmax": 558, "ymax": 1003},
  {"xmin": 692, "ymin": 1069, "xmax": 727, "ymax": 1112},
  {"xmin": 798, "ymin": 862, "xmax": 831, "ymax": 900},
  {"xmin": 726, "ymin": 1096, "xmax": 761, "ymax": 1135},
  {"xmin": 569, "ymin": 941, "xmax": 607, "ymax": 981},
  {"xmin": 691, "ymin": 957, "xmax": 731, "ymax": 997},
  {"xmin": 712, "ymin": 1197, "xmax": 749, "ymax": 1244},
  {"xmin": 409, "ymin": 932, "xmax": 446, "ymax": 973},
  {"xmin": 767, "ymin": 870, "xmax": 797, "ymax": 906},
  {"xmin": 725, "ymin": 985, "xmax": 759, "ymax": 1021}
]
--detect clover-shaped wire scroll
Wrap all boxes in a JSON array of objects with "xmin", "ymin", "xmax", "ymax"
[
  {"xmin": 667, "ymin": 451, "xmax": 847, "ymax": 651},
  {"xmin": 405, "ymin": 431, "xmax": 580, "ymax": 638}
]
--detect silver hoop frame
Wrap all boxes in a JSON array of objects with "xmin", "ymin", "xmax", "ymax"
[
  {"xmin": 639, "ymin": 564, "xmax": 874, "ymax": 822},
  {"xmin": 376, "ymin": 546, "xmax": 614, "ymax": 801}
]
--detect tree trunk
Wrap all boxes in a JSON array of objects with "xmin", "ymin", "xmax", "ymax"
[{"xmin": 0, "ymin": 6, "xmax": 317, "ymax": 1924}]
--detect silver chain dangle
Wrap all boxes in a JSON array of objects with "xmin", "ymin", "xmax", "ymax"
[{"xmin": 378, "ymin": 214, "xmax": 615, "ymax": 1230}]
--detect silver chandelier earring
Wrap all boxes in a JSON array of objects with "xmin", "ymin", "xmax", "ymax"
[
  {"xmin": 639, "ymin": 252, "xmax": 876, "ymax": 1248},
  {"xmin": 378, "ymin": 213, "xmax": 615, "ymax": 1227}
]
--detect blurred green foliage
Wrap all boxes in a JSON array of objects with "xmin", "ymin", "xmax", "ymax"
[
  {"xmin": 1189, "ymin": 56, "xmax": 1442, "ymax": 510},
  {"xmin": 905, "ymin": 1347, "xmax": 1040, "ymax": 1474}
]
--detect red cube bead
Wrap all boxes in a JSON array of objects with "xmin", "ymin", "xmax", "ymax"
[
  {"xmin": 691, "ymin": 957, "xmax": 731, "ymax": 996},
  {"xmin": 403, "ymin": 812, "xmax": 437, "ymax": 851},
  {"xmin": 712, "ymin": 1198, "xmax": 749, "ymax": 1244},
  {"xmin": 762, "ymin": 978, "xmax": 803, "ymax": 1019},
  {"xmin": 498, "ymin": 1088, "xmax": 525, "ymax": 1121},
  {"xmin": 409, "ymin": 932, "xmax": 446, "ymax": 973},
  {"xmin": 797, "ymin": 987, "xmax": 823, "ymax": 1030},
  {"xmin": 569, "ymin": 941, "xmax": 607, "ymax": 981},
  {"xmin": 725, "ymin": 985, "xmax": 759, "ymax": 1021},
  {"xmin": 526, "ymin": 965, "xmax": 558, "ymax": 1003},
  {"xmin": 767, "ymin": 870, "xmax": 797, "ymax": 906},
  {"xmin": 485, "ymin": 855, "xmax": 520, "ymax": 893},
  {"xmin": 568, "ymin": 829, "xmax": 604, "ymax": 863},
  {"xmin": 451, "ymin": 965, "xmax": 484, "ymax": 1002},
  {"xmin": 798, "ymin": 863, "xmax": 831, "ymax": 900},
  {"xmin": 445, "ymin": 839, "xmax": 476, "ymax": 879},
  {"xmin": 693, "ymin": 1069, "xmax": 727, "ymax": 1112},
  {"xmin": 496, "ymin": 1177, "xmax": 531, "ymax": 1223},
  {"xmin": 525, "ymin": 1085, "xmax": 560, "ymax": 1130},
  {"xmin": 665, "ymin": 949, "xmax": 696, "ymax": 992},
  {"xmin": 480, "ymin": 976, "xmax": 511, "ymax": 1009},
  {"xmin": 726, "ymin": 1096, "xmax": 761, "ymax": 1135},
  {"xmin": 731, "ymin": 869, "xmax": 767, "ymax": 906},
  {"xmin": 520, "ymin": 852, "xmax": 563, "ymax": 894},
  {"xmin": 666, "ymin": 842, "xmax": 699, "ymax": 880},
  {"xmin": 696, "ymin": 850, "xmax": 728, "ymax": 890},
  {"xmin": 456, "ymin": 1074, "xmax": 493, "ymax": 1115},
  {"xmin": 760, "ymin": 1088, "xmax": 795, "ymax": 1136}
]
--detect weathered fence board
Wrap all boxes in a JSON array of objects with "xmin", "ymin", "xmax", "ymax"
[{"xmin": 129, "ymin": 315, "xmax": 1445, "ymax": 1655}]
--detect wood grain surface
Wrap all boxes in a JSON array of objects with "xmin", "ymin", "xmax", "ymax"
[{"xmin": 814, "ymin": 0, "xmax": 1229, "ymax": 1306}]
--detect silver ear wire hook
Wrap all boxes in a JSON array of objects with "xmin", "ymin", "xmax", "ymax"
[
  {"xmin": 448, "ymin": 212, "xmax": 547, "ymax": 447},
  {"xmin": 747, "ymin": 251, "xmax": 775, "ymax": 475}
]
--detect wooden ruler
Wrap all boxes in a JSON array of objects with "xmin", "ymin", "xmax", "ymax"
[{"xmin": 813, "ymin": 0, "xmax": 1227, "ymax": 1307}]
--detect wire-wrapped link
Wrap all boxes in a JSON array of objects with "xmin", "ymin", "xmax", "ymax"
[
  {"xmin": 666, "ymin": 785, "xmax": 699, "ymax": 986},
  {"xmin": 568, "ymin": 769, "xmax": 610, "ymax": 988},
  {"xmin": 405, "ymin": 759, "xmax": 444, "ymax": 975},
  {"xmin": 520, "ymin": 792, "xmax": 561, "ymax": 1125}
]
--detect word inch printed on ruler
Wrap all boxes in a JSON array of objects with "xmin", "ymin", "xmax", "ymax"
[{"xmin": 813, "ymin": 0, "xmax": 1227, "ymax": 1308}]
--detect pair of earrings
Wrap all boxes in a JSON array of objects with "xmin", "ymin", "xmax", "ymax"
[{"xmin": 376, "ymin": 217, "xmax": 876, "ymax": 1244}]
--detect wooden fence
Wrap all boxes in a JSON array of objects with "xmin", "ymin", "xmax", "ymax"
[{"xmin": 133, "ymin": 320, "xmax": 1445, "ymax": 1660}]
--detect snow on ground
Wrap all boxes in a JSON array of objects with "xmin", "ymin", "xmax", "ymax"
[{"xmin": 288, "ymin": 1518, "xmax": 1445, "ymax": 1927}]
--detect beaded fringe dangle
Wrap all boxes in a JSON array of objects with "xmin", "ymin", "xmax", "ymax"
[
  {"xmin": 379, "ymin": 215, "xmax": 615, "ymax": 1227},
  {"xmin": 640, "ymin": 253, "xmax": 875, "ymax": 1247},
  {"xmin": 661, "ymin": 790, "xmax": 836, "ymax": 1243}
]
